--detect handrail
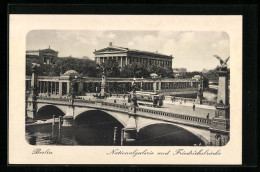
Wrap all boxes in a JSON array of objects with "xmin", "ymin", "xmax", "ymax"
[
  {"xmin": 136, "ymin": 107, "xmax": 212, "ymax": 125},
  {"xmin": 31, "ymin": 97, "xmax": 212, "ymax": 126}
]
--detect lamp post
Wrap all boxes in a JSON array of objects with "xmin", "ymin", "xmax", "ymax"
[{"xmin": 130, "ymin": 76, "xmax": 137, "ymax": 107}]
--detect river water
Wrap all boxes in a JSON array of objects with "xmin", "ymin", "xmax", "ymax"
[{"xmin": 25, "ymin": 121, "xmax": 205, "ymax": 146}]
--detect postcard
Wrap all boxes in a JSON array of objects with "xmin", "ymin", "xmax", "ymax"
[{"xmin": 9, "ymin": 14, "xmax": 242, "ymax": 164}]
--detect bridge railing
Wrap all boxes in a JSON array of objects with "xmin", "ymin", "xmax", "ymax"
[
  {"xmin": 36, "ymin": 96, "xmax": 71, "ymax": 102},
  {"xmin": 35, "ymin": 97, "xmax": 212, "ymax": 126},
  {"xmin": 165, "ymin": 96, "xmax": 217, "ymax": 106},
  {"xmin": 136, "ymin": 107, "xmax": 212, "ymax": 126},
  {"xmin": 101, "ymin": 101, "xmax": 129, "ymax": 111}
]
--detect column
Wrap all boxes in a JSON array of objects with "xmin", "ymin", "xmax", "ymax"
[
  {"xmin": 126, "ymin": 56, "xmax": 128, "ymax": 65},
  {"xmin": 50, "ymin": 82, "xmax": 53, "ymax": 94},
  {"xmin": 59, "ymin": 82, "xmax": 62, "ymax": 96},
  {"xmin": 120, "ymin": 56, "xmax": 123, "ymax": 67},
  {"xmin": 39, "ymin": 81, "xmax": 42, "ymax": 93},
  {"xmin": 46, "ymin": 81, "xmax": 49, "ymax": 94},
  {"xmin": 67, "ymin": 82, "xmax": 70, "ymax": 94},
  {"xmin": 55, "ymin": 82, "xmax": 57, "ymax": 95},
  {"xmin": 43, "ymin": 81, "xmax": 46, "ymax": 93},
  {"xmin": 158, "ymin": 81, "xmax": 161, "ymax": 91}
]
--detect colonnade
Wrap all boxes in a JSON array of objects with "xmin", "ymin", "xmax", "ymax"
[
  {"xmin": 95, "ymin": 56, "xmax": 172, "ymax": 68},
  {"xmin": 26, "ymin": 78, "xmax": 199, "ymax": 96},
  {"xmin": 161, "ymin": 81, "xmax": 198, "ymax": 90},
  {"xmin": 37, "ymin": 81, "xmax": 69, "ymax": 96}
]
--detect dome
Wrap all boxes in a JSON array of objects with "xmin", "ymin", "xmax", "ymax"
[
  {"xmin": 63, "ymin": 70, "xmax": 79, "ymax": 76},
  {"xmin": 150, "ymin": 73, "xmax": 158, "ymax": 78}
]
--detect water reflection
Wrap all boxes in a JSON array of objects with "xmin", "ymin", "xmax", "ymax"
[{"xmin": 26, "ymin": 122, "xmax": 204, "ymax": 146}]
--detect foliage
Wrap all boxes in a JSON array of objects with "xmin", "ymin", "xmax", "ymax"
[
  {"xmin": 176, "ymin": 71, "xmax": 201, "ymax": 79},
  {"xmin": 98, "ymin": 59, "xmax": 121, "ymax": 77},
  {"xmin": 120, "ymin": 63, "xmax": 150, "ymax": 78},
  {"xmin": 26, "ymin": 57, "xmax": 174, "ymax": 79},
  {"xmin": 147, "ymin": 64, "xmax": 174, "ymax": 78},
  {"xmin": 49, "ymin": 57, "xmax": 98, "ymax": 77}
]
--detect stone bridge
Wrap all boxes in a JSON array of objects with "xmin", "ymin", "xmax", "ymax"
[{"xmin": 26, "ymin": 97, "xmax": 229, "ymax": 146}]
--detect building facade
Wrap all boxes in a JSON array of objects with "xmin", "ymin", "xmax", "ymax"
[
  {"xmin": 26, "ymin": 46, "xmax": 59, "ymax": 66},
  {"xmin": 94, "ymin": 42, "xmax": 173, "ymax": 69}
]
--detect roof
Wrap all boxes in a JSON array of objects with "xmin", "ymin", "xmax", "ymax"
[
  {"xmin": 63, "ymin": 70, "xmax": 79, "ymax": 75},
  {"xmin": 40, "ymin": 48, "xmax": 58, "ymax": 53},
  {"xmin": 94, "ymin": 46, "xmax": 173, "ymax": 58}
]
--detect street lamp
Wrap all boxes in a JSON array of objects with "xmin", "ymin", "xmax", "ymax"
[{"xmin": 130, "ymin": 76, "xmax": 138, "ymax": 107}]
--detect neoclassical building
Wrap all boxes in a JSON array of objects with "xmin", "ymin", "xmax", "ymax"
[
  {"xmin": 26, "ymin": 46, "xmax": 59, "ymax": 66},
  {"xmin": 94, "ymin": 42, "xmax": 173, "ymax": 69}
]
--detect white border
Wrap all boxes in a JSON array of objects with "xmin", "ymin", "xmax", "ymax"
[{"xmin": 9, "ymin": 15, "xmax": 242, "ymax": 164}]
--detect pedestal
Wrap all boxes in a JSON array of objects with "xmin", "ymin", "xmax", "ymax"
[
  {"xmin": 217, "ymin": 71, "xmax": 229, "ymax": 105},
  {"xmin": 101, "ymin": 74, "xmax": 106, "ymax": 97},
  {"xmin": 62, "ymin": 116, "xmax": 74, "ymax": 127},
  {"xmin": 26, "ymin": 95, "xmax": 37, "ymax": 119}
]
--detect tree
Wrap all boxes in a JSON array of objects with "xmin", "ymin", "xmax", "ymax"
[
  {"xmin": 120, "ymin": 63, "xmax": 150, "ymax": 78},
  {"xmin": 98, "ymin": 59, "xmax": 121, "ymax": 77},
  {"xmin": 147, "ymin": 64, "xmax": 174, "ymax": 78},
  {"xmin": 47, "ymin": 57, "xmax": 98, "ymax": 77}
]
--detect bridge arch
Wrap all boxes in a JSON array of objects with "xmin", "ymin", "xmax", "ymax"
[
  {"xmin": 36, "ymin": 105, "xmax": 66, "ymax": 119},
  {"xmin": 74, "ymin": 110, "xmax": 127, "ymax": 127},
  {"xmin": 137, "ymin": 122, "xmax": 208, "ymax": 146}
]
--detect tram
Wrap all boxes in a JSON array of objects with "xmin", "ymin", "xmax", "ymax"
[{"xmin": 135, "ymin": 91, "xmax": 164, "ymax": 107}]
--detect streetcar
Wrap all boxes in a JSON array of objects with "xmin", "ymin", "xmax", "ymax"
[{"xmin": 135, "ymin": 91, "xmax": 164, "ymax": 107}]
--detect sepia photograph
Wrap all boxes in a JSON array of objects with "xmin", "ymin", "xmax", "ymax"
[
  {"xmin": 9, "ymin": 14, "xmax": 242, "ymax": 165},
  {"xmin": 25, "ymin": 30, "xmax": 230, "ymax": 146}
]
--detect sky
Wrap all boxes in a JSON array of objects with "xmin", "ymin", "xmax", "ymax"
[{"xmin": 26, "ymin": 30, "xmax": 230, "ymax": 72}]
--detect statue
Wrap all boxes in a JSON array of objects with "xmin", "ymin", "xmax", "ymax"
[
  {"xmin": 70, "ymin": 78, "xmax": 77, "ymax": 99},
  {"xmin": 213, "ymin": 55, "xmax": 230, "ymax": 71},
  {"xmin": 196, "ymin": 83, "xmax": 203, "ymax": 104}
]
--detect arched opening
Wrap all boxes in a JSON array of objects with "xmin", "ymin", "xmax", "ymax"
[
  {"xmin": 37, "ymin": 105, "xmax": 65, "ymax": 120},
  {"xmin": 71, "ymin": 110, "xmax": 124, "ymax": 145},
  {"xmin": 137, "ymin": 123, "xmax": 205, "ymax": 146}
]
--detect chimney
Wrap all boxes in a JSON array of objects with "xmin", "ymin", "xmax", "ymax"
[{"xmin": 109, "ymin": 42, "xmax": 113, "ymax": 46}]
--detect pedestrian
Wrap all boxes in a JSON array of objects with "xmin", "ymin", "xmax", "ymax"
[
  {"xmin": 193, "ymin": 103, "xmax": 195, "ymax": 111},
  {"xmin": 171, "ymin": 96, "xmax": 174, "ymax": 103},
  {"xmin": 207, "ymin": 113, "xmax": 209, "ymax": 119}
]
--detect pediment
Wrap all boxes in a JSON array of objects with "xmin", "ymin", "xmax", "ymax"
[{"xmin": 94, "ymin": 47, "xmax": 128, "ymax": 54}]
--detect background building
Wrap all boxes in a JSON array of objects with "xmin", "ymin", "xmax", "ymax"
[
  {"xmin": 26, "ymin": 46, "xmax": 59, "ymax": 66},
  {"xmin": 173, "ymin": 68, "xmax": 187, "ymax": 77},
  {"xmin": 94, "ymin": 42, "xmax": 173, "ymax": 69}
]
